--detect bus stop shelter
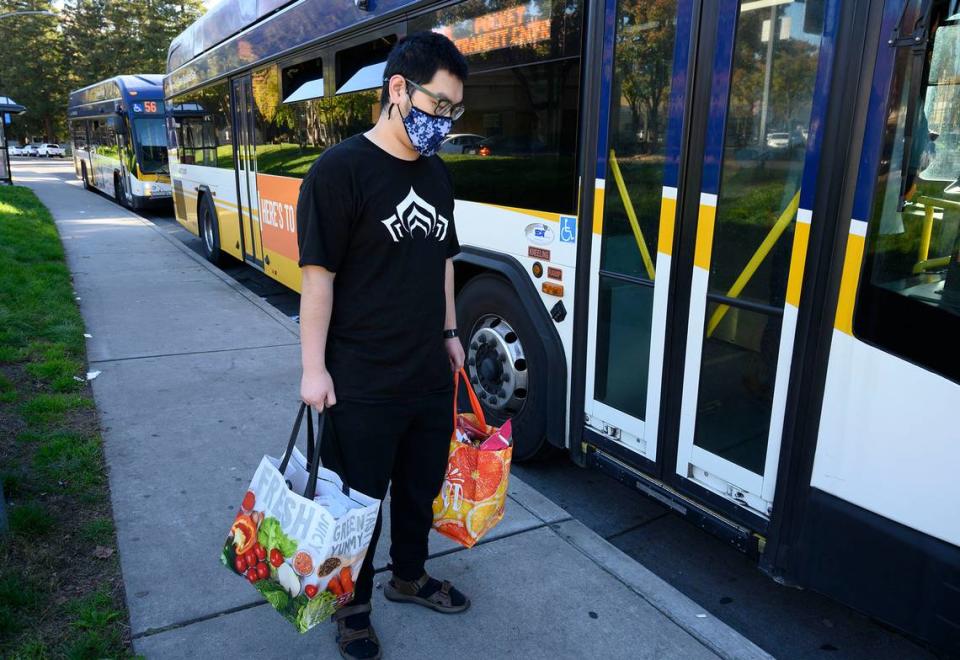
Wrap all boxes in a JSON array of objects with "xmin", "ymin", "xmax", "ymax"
[{"xmin": 0, "ymin": 96, "xmax": 26, "ymax": 184}]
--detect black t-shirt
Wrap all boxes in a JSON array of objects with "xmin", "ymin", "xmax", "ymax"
[{"xmin": 297, "ymin": 134, "xmax": 460, "ymax": 400}]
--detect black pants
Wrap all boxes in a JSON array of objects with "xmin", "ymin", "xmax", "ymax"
[{"xmin": 320, "ymin": 389, "xmax": 454, "ymax": 606}]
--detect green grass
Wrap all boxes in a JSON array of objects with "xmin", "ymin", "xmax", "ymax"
[
  {"xmin": 79, "ymin": 518, "xmax": 114, "ymax": 546},
  {"xmin": 0, "ymin": 186, "xmax": 131, "ymax": 657},
  {"xmin": 8, "ymin": 503, "xmax": 55, "ymax": 536},
  {"xmin": 19, "ymin": 393, "xmax": 93, "ymax": 427},
  {"xmin": 33, "ymin": 432, "xmax": 105, "ymax": 494}
]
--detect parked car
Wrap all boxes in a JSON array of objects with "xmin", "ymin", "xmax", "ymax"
[
  {"xmin": 439, "ymin": 133, "xmax": 485, "ymax": 155},
  {"xmin": 23, "ymin": 143, "xmax": 40, "ymax": 157},
  {"xmin": 8, "ymin": 144, "xmax": 24, "ymax": 156},
  {"xmin": 38, "ymin": 144, "xmax": 65, "ymax": 158},
  {"xmin": 765, "ymin": 132, "xmax": 791, "ymax": 150},
  {"xmin": 476, "ymin": 135, "xmax": 549, "ymax": 157}
]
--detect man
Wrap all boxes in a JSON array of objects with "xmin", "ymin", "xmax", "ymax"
[{"xmin": 296, "ymin": 32, "xmax": 470, "ymax": 660}]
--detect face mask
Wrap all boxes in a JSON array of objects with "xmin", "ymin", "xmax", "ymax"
[{"xmin": 398, "ymin": 103, "xmax": 453, "ymax": 157}]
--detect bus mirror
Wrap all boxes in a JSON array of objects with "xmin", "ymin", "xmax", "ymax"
[{"xmin": 107, "ymin": 115, "xmax": 126, "ymax": 134}]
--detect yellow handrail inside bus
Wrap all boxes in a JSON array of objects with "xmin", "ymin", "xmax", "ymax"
[
  {"xmin": 706, "ymin": 189, "xmax": 801, "ymax": 337},
  {"xmin": 609, "ymin": 149, "xmax": 656, "ymax": 280},
  {"xmin": 913, "ymin": 195, "xmax": 960, "ymax": 274}
]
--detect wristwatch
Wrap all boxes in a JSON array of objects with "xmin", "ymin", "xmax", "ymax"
[{"xmin": 443, "ymin": 328, "xmax": 458, "ymax": 339}]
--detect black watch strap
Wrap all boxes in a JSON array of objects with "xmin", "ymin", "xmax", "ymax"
[{"xmin": 443, "ymin": 328, "xmax": 458, "ymax": 339}]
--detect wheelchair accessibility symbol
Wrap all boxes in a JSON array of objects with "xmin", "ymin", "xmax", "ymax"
[{"xmin": 559, "ymin": 216, "xmax": 576, "ymax": 243}]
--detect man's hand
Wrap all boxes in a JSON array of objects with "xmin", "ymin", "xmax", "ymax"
[
  {"xmin": 301, "ymin": 369, "xmax": 337, "ymax": 411},
  {"xmin": 445, "ymin": 337, "xmax": 465, "ymax": 373}
]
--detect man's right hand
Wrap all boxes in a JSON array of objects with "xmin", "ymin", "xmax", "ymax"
[{"xmin": 301, "ymin": 369, "xmax": 337, "ymax": 411}]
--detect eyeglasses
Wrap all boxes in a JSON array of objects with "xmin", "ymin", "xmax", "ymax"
[{"xmin": 403, "ymin": 78, "xmax": 465, "ymax": 121}]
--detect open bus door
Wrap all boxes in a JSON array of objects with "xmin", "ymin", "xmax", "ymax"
[
  {"xmin": 583, "ymin": 0, "xmax": 833, "ymax": 531},
  {"xmin": 231, "ymin": 74, "xmax": 264, "ymax": 267}
]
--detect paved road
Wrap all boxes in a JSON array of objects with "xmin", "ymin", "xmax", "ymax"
[{"xmin": 22, "ymin": 159, "xmax": 938, "ymax": 659}]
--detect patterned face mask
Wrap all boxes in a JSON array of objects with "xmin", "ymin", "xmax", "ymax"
[{"xmin": 399, "ymin": 103, "xmax": 453, "ymax": 157}]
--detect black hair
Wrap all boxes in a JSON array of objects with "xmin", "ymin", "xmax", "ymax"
[{"xmin": 380, "ymin": 31, "xmax": 468, "ymax": 107}]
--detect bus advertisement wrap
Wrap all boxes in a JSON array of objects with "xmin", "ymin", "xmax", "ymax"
[{"xmin": 257, "ymin": 174, "xmax": 300, "ymax": 263}]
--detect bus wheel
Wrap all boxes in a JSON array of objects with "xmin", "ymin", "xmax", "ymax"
[
  {"xmin": 199, "ymin": 195, "xmax": 225, "ymax": 266},
  {"xmin": 456, "ymin": 274, "xmax": 550, "ymax": 461},
  {"xmin": 113, "ymin": 173, "xmax": 128, "ymax": 208},
  {"xmin": 81, "ymin": 164, "xmax": 90, "ymax": 191}
]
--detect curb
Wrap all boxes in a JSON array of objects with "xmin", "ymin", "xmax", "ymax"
[{"xmin": 552, "ymin": 519, "xmax": 774, "ymax": 660}]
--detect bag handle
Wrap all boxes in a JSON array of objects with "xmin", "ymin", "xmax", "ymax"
[
  {"xmin": 279, "ymin": 403, "xmax": 349, "ymax": 500},
  {"xmin": 455, "ymin": 368, "xmax": 487, "ymax": 428}
]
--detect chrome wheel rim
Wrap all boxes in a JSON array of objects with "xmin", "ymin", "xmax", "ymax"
[
  {"xmin": 466, "ymin": 315, "xmax": 528, "ymax": 414},
  {"xmin": 202, "ymin": 209, "xmax": 215, "ymax": 253}
]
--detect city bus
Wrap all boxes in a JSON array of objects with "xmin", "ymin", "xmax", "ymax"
[
  {"xmin": 165, "ymin": 0, "xmax": 960, "ymax": 650},
  {"xmin": 67, "ymin": 75, "xmax": 172, "ymax": 209}
]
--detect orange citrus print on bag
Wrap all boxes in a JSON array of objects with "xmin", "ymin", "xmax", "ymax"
[{"xmin": 432, "ymin": 371, "xmax": 513, "ymax": 548}]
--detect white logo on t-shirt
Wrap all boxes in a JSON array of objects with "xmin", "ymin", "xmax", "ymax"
[{"xmin": 381, "ymin": 187, "xmax": 449, "ymax": 243}]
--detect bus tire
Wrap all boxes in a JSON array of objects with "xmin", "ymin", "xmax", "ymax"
[
  {"xmin": 198, "ymin": 194, "xmax": 225, "ymax": 266},
  {"xmin": 81, "ymin": 163, "xmax": 90, "ymax": 191},
  {"xmin": 456, "ymin": 274, "xmax": 551, "ymax": 461},
  {"xmin": 114, "ymin": 173, "xmax": 129, "ymax": 208}
]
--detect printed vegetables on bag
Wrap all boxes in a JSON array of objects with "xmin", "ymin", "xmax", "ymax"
[{"xmin": 258, "ymin": 517, "xmax": 298, "ymax": 559}]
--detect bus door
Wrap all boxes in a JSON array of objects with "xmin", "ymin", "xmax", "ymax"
[
  {"xmin": 586, "ymin": 0, "xmax": 832, "ymax": 521},
  {"xmin": 231, "ymin": 75, "xmax": 264, "ymax": 266}
]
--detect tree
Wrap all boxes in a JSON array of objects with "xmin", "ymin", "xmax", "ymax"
[
  {"xmin": 615, "ymin": 0, "xmax": 676, "ymax": 153},
  {"xmin": 0, "ymin": 0, "xmax": 205, "ymax": 142},
  {"xmin": 0, "ymin": 0, "xmax": 62, "ymax": 142}
]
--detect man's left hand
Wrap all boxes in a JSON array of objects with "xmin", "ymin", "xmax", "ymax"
[{"xmin": 445, "ymin": 337, "xmax": 465, "ymax": 373}]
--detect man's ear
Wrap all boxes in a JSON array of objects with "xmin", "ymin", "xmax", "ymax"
[{"xmin": 387, "ymin": 74, "xmax": 407, "ymax": 106}]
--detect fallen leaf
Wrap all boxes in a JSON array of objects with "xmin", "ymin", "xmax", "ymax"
[{"xmin": 93, "ymin": 546, "xmax": 114, "ymax": 559}]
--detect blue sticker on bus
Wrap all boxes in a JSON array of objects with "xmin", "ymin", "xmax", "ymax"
[
  {"xmin": 132, "ymin": 103, "xmax": 143, "ymax": 113},
  {"xmin": 559, "ymin": 216, "xmax": 576, "ymax": 243}
]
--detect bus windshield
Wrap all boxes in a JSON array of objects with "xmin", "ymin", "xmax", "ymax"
[{"xmin": 134, "ymin": 117, "xmax": 168, "ymax": 174}]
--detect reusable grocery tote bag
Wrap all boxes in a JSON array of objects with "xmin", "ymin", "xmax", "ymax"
[
  {"xmin": 221, "ymin": 404, "xmax": 380, "ymax": 633},
  {"xmin": 432, "ymin": 369, "xmax": 513, "ymax": 548}
]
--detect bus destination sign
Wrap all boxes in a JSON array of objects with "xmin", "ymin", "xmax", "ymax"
[{"xmin": 439, "ymin": 6, "xmax": 550, "ymax": 56}]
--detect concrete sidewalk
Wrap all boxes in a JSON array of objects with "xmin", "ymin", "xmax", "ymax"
[{"xmin": 17, "ymin": 161, "xmax": 773, "ymax": 660}]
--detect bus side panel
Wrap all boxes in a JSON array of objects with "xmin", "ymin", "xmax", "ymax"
[
  {"xmin": 456, "ymin": 200, "xmax": 578, "ymax": 409},
  {"xmin": 176, "ymin": 164, "xmax": 242, "ymax": 258},
  {"xmin": 256, "ymin": 173, "xmax": 303, "ymax": 293},
  {"xmin": 813, "ymin": 327, "xmax": 960, "ymax": 547}
]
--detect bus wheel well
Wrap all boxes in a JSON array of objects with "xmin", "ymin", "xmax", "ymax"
[{"xmin": 453, "ymin": 248, "xmax": 568, "ymax": 454}]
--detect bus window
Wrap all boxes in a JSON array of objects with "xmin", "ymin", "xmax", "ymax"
[
  {"xmin": 854, "ymin": 6, "xmax": 960, "ymax": 382},
  {"xmin": 170, "ymin": 81, "xmax": 233, "ymax": 169},
  {"xmin": 282, "ymin": 55, "xmax": 325, "ymax": 104},
  {"xmin": 335, "ymin": 36, "xmax": 397, "ymax": 93},
  {"xmin": 409, "ymin": 0, "xmax": 583, "ymax": 215},
  {"xmin": 134, "ymin": 117, "xmax": 168, "ymax": 174},
  {"xmin": 254, "ymin": 52, "xmax": 383, "ymax": 179}
]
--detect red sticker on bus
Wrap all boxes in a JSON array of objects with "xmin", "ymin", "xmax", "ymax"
[
  {"xmin": 257, "ymin": 174, "xmax": 302, "ymax": 263},
  {"xmin": 547, "ymin": 267, "xmax": 562, "ymax": 280},
  {"xmin": 528, "ymin": 246, "xmax": 551, "ymax": 260}
]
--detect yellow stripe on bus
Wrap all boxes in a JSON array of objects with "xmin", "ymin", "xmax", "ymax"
[
  {"xmin": 484, "ymin": 202, "xmax": 563, "ymax": 224},
  {"xmin": 693, "ymin": 202, "xmax": 716, "ymax": 271},
  {"xmin": 658, "ymin": 195, "xmax": 676, "ymax": 256},
  {"xmin": 835, "ymin": 230, "xmax": 866, "ymax": 335},
  {"xmin": 786, "ymin": 218, "xmax": 811, "ymax": 307},
  {"xmin": 592, "ymin": 185, "xmax": 605, "ymax": 235}
]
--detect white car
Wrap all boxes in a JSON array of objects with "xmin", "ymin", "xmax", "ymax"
[
  {"xmin": 38, "ymin": 144, "xmax": 65, "ymax": 158},
  {"xmin": 23, "ymin": 143, "xmax": 40, "ymax": 157},
  {"xmin": 765, "ymin": 132, "xmax": 791, "ymax": 150},
  {"xmin": 8, "ymin": 144, "xmax": 25, "ymax": 156},
  {"xmin": 439, "ymin": 133, "xmax": 486, "ymax": 155}
]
